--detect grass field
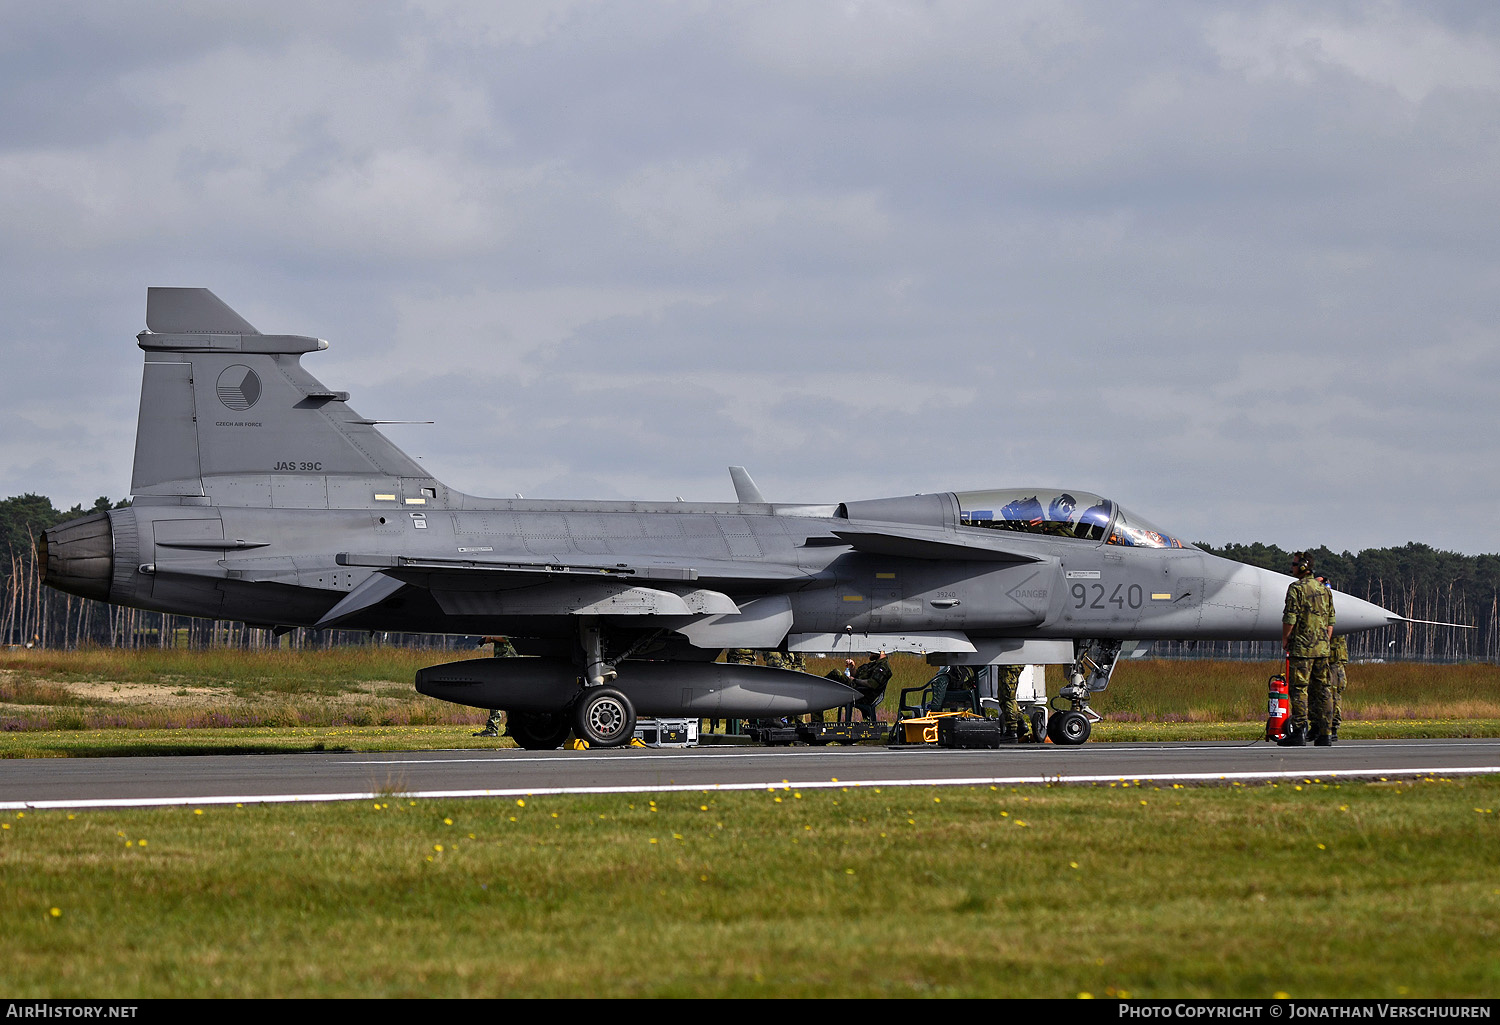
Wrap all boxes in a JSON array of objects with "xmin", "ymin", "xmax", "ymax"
[
  {"xmin": 3, "ymin": 648, "xmax": 1497, "ymax": 750},
  {"xmin": 0, "ymin": 646, "xmax": 473, "ymax": 730},
  {"xmin": 3, "ymin": 778, "xmax": 1497, "ymax": 997},
  {"xmin": 3, "ymin": 647, "xmax": 1498, "ymax": 998}
]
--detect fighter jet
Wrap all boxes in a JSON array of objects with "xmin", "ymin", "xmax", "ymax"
[{"xmin": 40, "ymin": 288, "xmax": 1410, "ymax": 747}]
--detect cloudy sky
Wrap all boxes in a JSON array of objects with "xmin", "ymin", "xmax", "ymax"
[{"xmin": 2, "ymin": 1, "xmax": 1496, "ymax": 555}]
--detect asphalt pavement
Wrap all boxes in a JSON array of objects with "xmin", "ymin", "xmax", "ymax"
[{"xmin": 3, "ymin": 738, "xmax": 1499, "ymax": 809}]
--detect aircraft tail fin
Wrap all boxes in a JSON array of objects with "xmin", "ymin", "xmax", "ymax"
[
  {"xmin": 131, "ymin": 288, "xmax": 438, "ymax": 508},
  {"xmin": 145, "ymin": 286, "xmax": 261, "ymax": 335}
]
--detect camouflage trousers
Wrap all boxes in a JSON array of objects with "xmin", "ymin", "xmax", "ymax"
[
  {"xmin": 1329, "ymin": 663, "xmax": 1347, "ymax": 730},
  {"xmin": 853, "ymin": 686, "xmax": 885, "ymax": 721},
  {"xmin": 928, "ymin": 675, "xmax": 949, "ymax": 712},
  {"xmin": 1288, "ymin": 656, "xmax": 1332, "ymax": 734},
  {"xmin": 998, "ymin": 681, "xmax": 1029, "ymax": 738}
]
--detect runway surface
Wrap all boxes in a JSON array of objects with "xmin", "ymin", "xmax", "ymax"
[{"xmin": 3, "ymin": 738, "xmax": 1500, "ymax": 809}]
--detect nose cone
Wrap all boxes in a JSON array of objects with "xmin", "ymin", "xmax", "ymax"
[
  {"xmin": 1198, "ymin": 558, "xmax": 1402, "ymax": 640},
  {"xmin": 1329, "ymin": 589, "xmax": 1401, "ymax": 634},
  {"xmin": 1242, "ymin": 562, "xmax": 1401, "ymax": 636}
]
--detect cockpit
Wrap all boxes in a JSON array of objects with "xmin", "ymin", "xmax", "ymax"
[{"xmin": 955, "ymin": 488, "xmax": 1190, "ymax": 549}]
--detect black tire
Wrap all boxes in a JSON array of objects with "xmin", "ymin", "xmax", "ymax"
[
  {"xmin": 506, "ymin": 711, "xmax": 572, "ymax": 750},
  {"xmin": 1051, "ymin": 710, "xmax": 1091, "ymax": 746},
  {"xmin": 1028, "ymin": 708, "xmax": 1048, "ymax": 744},
  {"xmin": 573, "ymin": 687, "xmax": 636, "ymax": 748}
]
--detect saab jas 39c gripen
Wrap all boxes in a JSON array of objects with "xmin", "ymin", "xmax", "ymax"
[{"xmin": 40, "ymin": 288, "xmax": 1407, "ymax": 748}]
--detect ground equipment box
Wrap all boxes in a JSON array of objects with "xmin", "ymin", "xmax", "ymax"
[
  {"xmin": 745, "ymin": 723, "xmax": 802, "ymax": 746},
  {"xmin": 937, "ymin": 714, "xmax": 1006, "ymax": 749},
  {"xmin": 634, "ymin": 717, "xmax": 698, "ymax": 748},
  {"xmin": 796, "ymin": 721, "xmax": 889, "ymax": 745}
]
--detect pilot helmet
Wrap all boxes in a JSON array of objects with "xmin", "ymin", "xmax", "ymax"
[{"xmin": 1048, "ymin": 493, "xmax": 1077, "ymax": 521}]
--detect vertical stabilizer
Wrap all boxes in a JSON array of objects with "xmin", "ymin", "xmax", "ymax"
[
  {"xmin": 145, "ymin": 287, "xmax": 260, "ymax": 335},
  {"xmin": 131, "ymin": 288, "xmax": 438, "ymax": 507}
]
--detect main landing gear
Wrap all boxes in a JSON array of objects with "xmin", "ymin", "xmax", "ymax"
[
  {"xmin": 504, "ymin": 619, "xmax": 639, "ymax": 749},
  {"xmin": 569, "ymin": 617, "xmax": 636, "ymax": 747},
  {"xmin": 572, "ymin": 686, "xmax": 637, "ymax": 747},
  {"xmin": 506, "ymin": 710, "xmax": 574, "ymax": 751},
  {"xmin": 503, "ymin": 687, "xmax": 639, "ymax": 750}
]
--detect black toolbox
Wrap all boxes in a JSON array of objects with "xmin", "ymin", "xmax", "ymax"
[{"xmin": 937, "ymin": 715, "xmax": 1007, "ymax": 749}]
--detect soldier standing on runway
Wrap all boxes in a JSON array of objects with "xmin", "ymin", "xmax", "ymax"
[{"xmin": 1280, "ymin": 553, "xmax": 1335, "ymax": 747}]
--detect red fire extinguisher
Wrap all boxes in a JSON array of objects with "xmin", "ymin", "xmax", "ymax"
[{"xmin": 1266, "ymin": 656, "xmax": 1291, "ymax": 742}]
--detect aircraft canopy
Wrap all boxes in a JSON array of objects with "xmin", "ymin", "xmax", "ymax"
[{"xmin": 955, "ymin": 488, "xmax": 1190, "ymax": 549}]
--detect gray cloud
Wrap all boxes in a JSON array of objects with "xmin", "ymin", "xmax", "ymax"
[{"xmin": 1, "ymin": 1, "xmax": 1496, "ymax": 554}]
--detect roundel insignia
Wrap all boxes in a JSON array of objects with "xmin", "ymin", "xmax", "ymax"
[{"xmin": 216, "ymin": 365, "xmax": 262, "ymax": 411}]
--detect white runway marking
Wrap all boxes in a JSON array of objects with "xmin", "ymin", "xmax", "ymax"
[
  {"xmin": 6, "ymin": 764, "xmax": 1499, "ymax": 810},
  {"xmin": 331, "ymin": 738, "xmax": 1500, "ymax": 767}
]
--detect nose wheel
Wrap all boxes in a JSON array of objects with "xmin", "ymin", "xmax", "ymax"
[{"xmin": 1046, "ymin": 709, "xmax": 1092, "ymax": 745}]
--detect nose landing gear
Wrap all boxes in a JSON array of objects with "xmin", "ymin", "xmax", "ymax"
[
  {"xmin": 1046, "ymin": 708, "xmax": 1093, "ymax": 745},
  {"xmin": 1046, "ymin": 639, "xmax": 1124, "ymax": 745}
]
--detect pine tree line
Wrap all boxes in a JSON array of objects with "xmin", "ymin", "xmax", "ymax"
[{"xmin": 4, "ymin": 493, "xmax": 1496, "ymax": 661}]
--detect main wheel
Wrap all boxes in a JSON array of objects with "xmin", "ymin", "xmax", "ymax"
[
  {"xmin": 1050, "ymin": 710, "xmax": 1091, "ymax": 746},
  {"xmin": 506, "ymin": 711, "xmax": 572, "ymax": 750},
  {"xmin": 573, "ymin": 687, "xmax": 636, "ymax": 748}
]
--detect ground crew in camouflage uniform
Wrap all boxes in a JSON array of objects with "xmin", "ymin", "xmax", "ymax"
[
  {"xmin": 996, "ymin": 664, "xmax": 1034, "ymax": 741},
  {"xmin": 1328, "ymin": 632, "xmax": 1348, "ymax": 741},
  {"xmin": 473, "ymin": 636, "xmax": 518, "ymax": 738},
  {"xmin": 1316, "ymin": 575, "xmax": 1349, "ymax": 742},
  {"xmin": 810, "ymin": 663, "xmax": 854, "ymax": 724},
  {"xmin": 925, "ymin": 663, "xmax": 976, "ymax": 713},
  {"xmin": 1280, "ymin": 552, "xmax": 1335, "ymax": 747},
  {"xmin": 851, "ymin": 651, "xmax": 892, "ymax": 721}
]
